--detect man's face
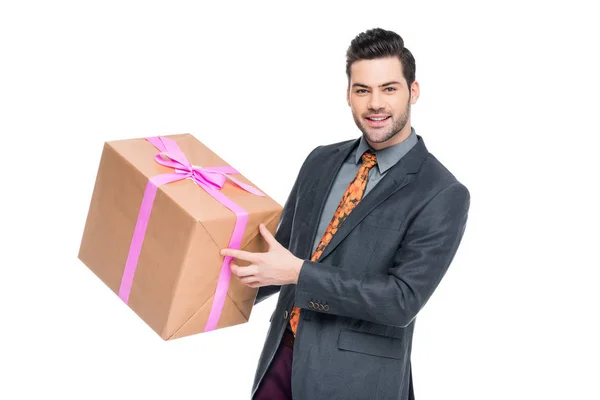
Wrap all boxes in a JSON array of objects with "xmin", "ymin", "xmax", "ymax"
[{"xmin": 347, "ymin": 57, "xmax": 419, "ymax": 150}]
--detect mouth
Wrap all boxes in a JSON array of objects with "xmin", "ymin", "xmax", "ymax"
[{"xmin": 365, "ymin": 114, "xmax": 391, "ymax": 127}]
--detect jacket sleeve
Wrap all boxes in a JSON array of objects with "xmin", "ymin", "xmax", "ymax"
[
  {"xmin": 293, "ymin": 182, "xmax": 470, "ymax": 327},
  {"xmin": 254, "ymin": 145, "xmax": 321, "ymax": 305}
]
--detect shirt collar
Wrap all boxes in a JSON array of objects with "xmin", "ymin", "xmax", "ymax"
[{"xmin": 354, "ymin": 126, "xmax": 418, "ymax": 174}]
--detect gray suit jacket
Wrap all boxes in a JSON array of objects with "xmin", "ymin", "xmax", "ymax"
[{"xmin": 251, "ymin": 134, "xmax": 470, "ymax": 400}]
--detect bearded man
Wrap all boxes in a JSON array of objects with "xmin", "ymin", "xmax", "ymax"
[{"xmin": 221, "ymin": 27, "xmax": 471, "ymax": 400}]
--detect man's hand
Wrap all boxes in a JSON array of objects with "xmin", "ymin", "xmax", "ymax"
[{"xmin": 221, "ymin": 223, "xmax": 304, "ymax": 288}]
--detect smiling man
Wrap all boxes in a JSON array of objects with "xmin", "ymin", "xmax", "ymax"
[
  {"xmin": 348, "ymin": 56, "xmax": 416, "ymax": 150},
  {"xmin": 221, "ymin": 27, "xmax": 471, "ymax": 400}
]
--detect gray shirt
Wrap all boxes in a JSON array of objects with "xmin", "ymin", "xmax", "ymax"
[{"xmin": 310, "ymin": 127, "xmax": 418, "ymax": 255}]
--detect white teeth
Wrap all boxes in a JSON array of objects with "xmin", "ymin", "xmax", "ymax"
[{"xmin": 369, "ymin": 117, "xmax": 387, "ymax": 121}]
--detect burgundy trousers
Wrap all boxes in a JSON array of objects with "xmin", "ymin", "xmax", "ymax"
[{"xmin": 253, "ymin": 330, "xmax": 295, "ymax": 400}]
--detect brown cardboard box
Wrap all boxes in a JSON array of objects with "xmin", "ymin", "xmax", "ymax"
[{"xmin": 78, "ymin": 133, "xmax": 282, "ymax": 340}]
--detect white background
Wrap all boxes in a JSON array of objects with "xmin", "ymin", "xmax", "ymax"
[{"xmin": 1, "ymin": 1, "xmax": 598, "ymax": 399}]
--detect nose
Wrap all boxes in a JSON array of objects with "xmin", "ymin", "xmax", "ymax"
[{"xmin": 368, "ymin": 91, "xmax": 383, "ymax": 111}]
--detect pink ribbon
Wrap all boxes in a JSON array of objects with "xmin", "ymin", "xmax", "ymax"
[{"xmin": 119, "ymin": 136, "xmax": 265, "ymax": 332}]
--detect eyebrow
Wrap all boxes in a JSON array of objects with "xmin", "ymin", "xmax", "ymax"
[{"xmin": 352, "ymin": 81, "xmax": 402, "ymax": 89}]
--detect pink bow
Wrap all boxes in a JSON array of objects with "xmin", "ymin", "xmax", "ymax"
[{"xmin": 147, "ymin": 136, "xmax": 265, "ymax": 196}]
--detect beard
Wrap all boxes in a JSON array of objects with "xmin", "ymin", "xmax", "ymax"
[{"xmin": 352, "ymin": 98, "xmax": 411, "ymax": 144}]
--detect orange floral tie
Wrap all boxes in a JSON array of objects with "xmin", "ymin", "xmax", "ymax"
[{"xmin": 288, "ymin": 151, "xmax": 378, "ymax": 336}]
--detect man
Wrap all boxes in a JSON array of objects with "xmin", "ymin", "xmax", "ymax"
[{"xmin": 221, "ymin": 27, "xmax": 470, "ymax": 400}]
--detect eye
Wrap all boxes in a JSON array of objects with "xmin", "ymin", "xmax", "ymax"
[
  {"xmin": 355, "ymin": 89, "xmax": 368, "ymax": 94},
  {"xmin": 384, "ymin": 87, "xmax": 397, "ymax": 92}
]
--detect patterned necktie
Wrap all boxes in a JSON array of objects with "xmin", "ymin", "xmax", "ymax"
[{"xmin": 288, "ymin": 151, "xmax": 378, "ymax": 336}]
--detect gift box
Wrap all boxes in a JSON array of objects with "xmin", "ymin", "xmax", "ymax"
[{"xmin": 78, "ymin": 134, "xmax": 282, "ymax": 340}]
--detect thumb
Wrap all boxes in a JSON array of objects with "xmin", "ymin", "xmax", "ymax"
[{"xmin": 259, "ymin": 223, "xmax": 278, "ymax": 248}]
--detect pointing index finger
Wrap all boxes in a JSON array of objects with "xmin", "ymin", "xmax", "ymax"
[{"xmin": 220, "ymin": 248, "xmax": 258, "ymax": 263}]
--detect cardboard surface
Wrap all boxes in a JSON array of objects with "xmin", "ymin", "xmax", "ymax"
[{"xmin": 78, "ymin": 134, "xmax": 282, "ymax": 340}]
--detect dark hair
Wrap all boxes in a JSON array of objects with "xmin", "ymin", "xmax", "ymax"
[{"xmin": 346, "ymin": 28, "xmax": 416, "ymax": 89}]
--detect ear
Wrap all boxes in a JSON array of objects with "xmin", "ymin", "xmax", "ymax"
[
  {"xmin": 346, "ymin": 85, "xmax": 351, "ymax": 106},
  {"xmin": 409, "ymin": 80, "xmax": 420, "ymax": 104}
]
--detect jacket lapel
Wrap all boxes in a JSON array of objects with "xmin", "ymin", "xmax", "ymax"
[
  {"xmin": 315, "ymin": 135, "xmax": 429, "ymax": 262},
  {"xmin": 298, "ymin": 139, "xmax": 358, "ymax": 260}
]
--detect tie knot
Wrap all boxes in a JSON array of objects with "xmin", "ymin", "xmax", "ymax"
[{"xmin": 361, "ymin": 151, "xmax": 377, "ymax": 168}]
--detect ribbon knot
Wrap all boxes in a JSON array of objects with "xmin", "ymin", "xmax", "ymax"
[
  {"xmin": 149, "ymin": 139, "xmax": 265, "ymax": 196},
  {"xmin": 189, "ymin": 166, "xmax": 225, "ymax": 189},
  {"xmin": 165, "ymin": 158, "xmax": 227, "ymax": 190}
]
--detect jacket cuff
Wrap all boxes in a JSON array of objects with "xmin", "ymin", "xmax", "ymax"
[{"xmin": 294, "ymin": 259, "xmax": 334, "ymax": 314}]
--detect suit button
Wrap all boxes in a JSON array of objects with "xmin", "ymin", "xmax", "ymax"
[
  {"xmin": 283, "ymin": 310, "xmax": 288, "ymax": 319},
  {"xmin": 308, "ymin": 301, "xmax": 315, "ymax": 309},
  {"xmin": 324, "ymin": 305, "xmax": 329, "ymax": 311}
]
